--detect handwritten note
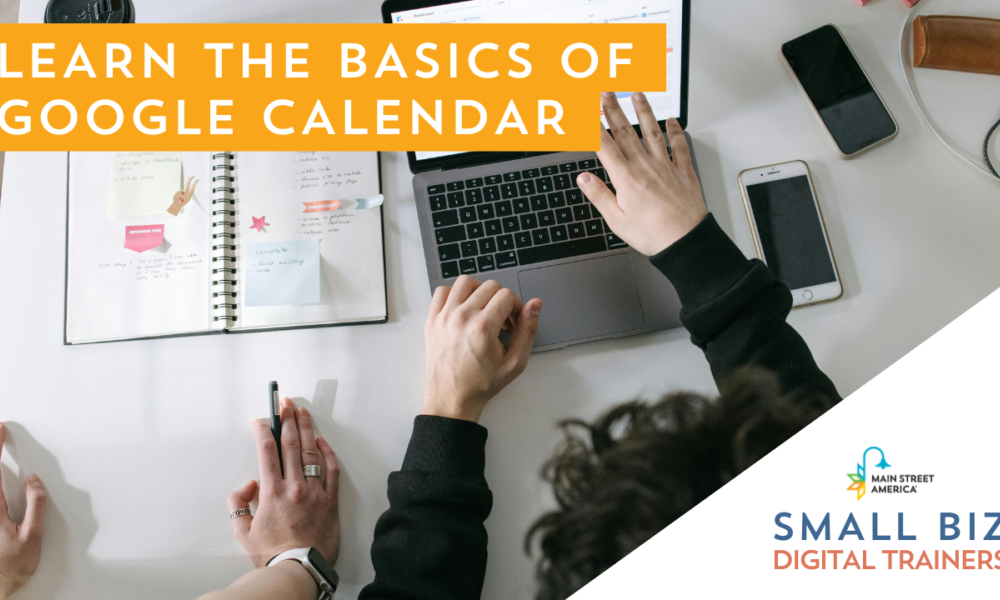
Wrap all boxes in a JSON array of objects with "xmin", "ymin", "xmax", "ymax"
[
  {"xmin": 245, "ymin": 240, "xmax": 321, "ymax": 307},
  {"xmin": 239, "ymin": 152, "xmax": 377, "ymax": 208},
  {"xmin": 108, "ymin": 152, "xmax": 182, "ymax": 218},
  {"xmin": 234, "ymin": 152, "xmax": 380, "ymax": 242},
  {"xmin": 295, "ymin": 213, "xmax": 355, "ymax": 236},
  {"xmin": 96, "ymin": 253, "xmax": 204, "ymax": 281},
  {"xmin": 291, "ymin": 152, "xmax": 363, "ymax": 193}
]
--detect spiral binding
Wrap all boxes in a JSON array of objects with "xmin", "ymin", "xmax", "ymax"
[{"xmin": 211, "ymin": 152, "xmax": 239, "ymax": 328}]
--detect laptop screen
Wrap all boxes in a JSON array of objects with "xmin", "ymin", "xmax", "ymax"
[{"xmin": 388, "ymin": 0, "xmax": 686, "ymax": 165}]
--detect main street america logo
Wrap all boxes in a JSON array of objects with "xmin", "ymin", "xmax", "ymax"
[
  {"xmin": 846, "ymin": 446, "xmax": 890, "ymax": 500},
  {"xmin": 846, "ymin": 447, "xmax": 935, "ymax": 501}
]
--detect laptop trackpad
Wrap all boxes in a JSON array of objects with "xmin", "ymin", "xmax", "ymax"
[{"xmin": 517, "ymin": 254, "xmax": 646, "ymax": 347}]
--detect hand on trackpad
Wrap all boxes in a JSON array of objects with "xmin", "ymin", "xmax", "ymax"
[{"xmin": 517, "ymin": 254, "xmax": 646, "ymax": 348}]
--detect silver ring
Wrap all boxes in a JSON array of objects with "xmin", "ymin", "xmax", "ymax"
[
  {"xmin": 229, "ymin": 507, "xmax": 251, "ymax": 519},
  {"xmin": 303, "ymin": 464, "xmax": 322, "ymax": 478}
]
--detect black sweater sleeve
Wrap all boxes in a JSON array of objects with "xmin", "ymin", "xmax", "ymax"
[
  {"xmin": 359, "ymin": 213, "xmax": 837, "ymax": 600},
  {"xmin": 358, "ymin": 415, "xmax": 493, "ymax": 600},
  {"xmin": 650, "ymin": 213, "xmax": 841, "ymax": 401}
]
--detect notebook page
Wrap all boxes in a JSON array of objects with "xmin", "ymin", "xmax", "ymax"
[
  {"xmin": 233, "ymin": 152, "xmax": 386, "ymax": 330},
  {"xmin": 65, "ymin": 152, "xmax": 213, "ymax": 343}
]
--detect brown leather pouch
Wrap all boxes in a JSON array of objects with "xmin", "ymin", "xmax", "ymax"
[{"xmin": 913, "ymin": 15, "xmax": 1000, "ymax": 76}]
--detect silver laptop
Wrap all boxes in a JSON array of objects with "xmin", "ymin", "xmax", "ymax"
[{"xmin": 383, "ymin": 0, "xmax": 696, "ymax": 351}]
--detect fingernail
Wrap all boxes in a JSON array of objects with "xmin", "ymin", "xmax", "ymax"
[
  {"xmin": 531, "ymin": 300, "xmax": 542, "ymax": 316},
  {"xmin": 578, "ymin": 172, "xmax": 594, "ymax": 186},
  {"xmin": 633, "ymin": 91, "xmax": 646, "ymax": 102},
  {"xmin": 601, "ymin": 91, "xmax": 614, "ymax": 98},
  {"xmin": 27, "ymin": 474, "xmax": 41, "ymax": 487}
]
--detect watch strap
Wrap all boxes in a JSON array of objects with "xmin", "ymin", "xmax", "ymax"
[{"xmin": 267, "ymin": 548, "xmax": 338, "ymax": 599}]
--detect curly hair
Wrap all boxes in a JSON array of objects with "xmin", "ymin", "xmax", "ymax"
[{"xmin": 525, "ymin": 367, "xmax": 834, "ymax": 600}]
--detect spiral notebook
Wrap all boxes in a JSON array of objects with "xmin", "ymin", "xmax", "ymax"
[{"xmin": 64, "ymin": 151, "xmax": 387, "ymax": 345}]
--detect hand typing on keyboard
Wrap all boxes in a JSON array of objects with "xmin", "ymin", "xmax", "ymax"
[
  {"xmin": 422, "ymin": 276, "xmax": 542, "ymax": 423},
  {"xmin": 577, "ymin": 92, "xmax": 708, "ymax": 256}
]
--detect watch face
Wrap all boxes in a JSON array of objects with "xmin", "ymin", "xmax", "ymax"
[{"xmin": 307, "ymin": 548, "xmax": 339, "ymax": 589}]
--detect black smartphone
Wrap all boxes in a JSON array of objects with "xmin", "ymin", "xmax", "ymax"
[
  {"xmin": 781, "ymin": 24, "xmax": 897, "ymax": 158},
  {"xmin": 269, "ymin": 381, "xmax": 283, "ymax": 475}
]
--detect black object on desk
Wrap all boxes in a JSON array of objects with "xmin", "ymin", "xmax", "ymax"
[
  {"xmin": 45, "ymin": 0, "xmax": 135, "ymax": 23},
  {"xmin": 269, "ymin": 381, "xmax": 283, "ymax": 476},
  {"xmin": 984, "ymin": 117, "xmax": 1000, "ymax": 180}
]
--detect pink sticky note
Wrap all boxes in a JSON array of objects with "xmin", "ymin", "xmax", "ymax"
[
  {"xmin": 900, "ymin": 0, "xmax": 919, "ymax": 6},
  {"xmin": 856, "ymin": 0, "xmax": 873, "ymax": 5},
  {"xmin": 124, "ymin": 225, "xmax": 164, "ymax": 253}
]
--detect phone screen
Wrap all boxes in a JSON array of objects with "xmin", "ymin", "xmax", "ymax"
[
  {"xmin": 782, "ymin": 25, "xmax": 896, "ymax": 155},
  {"xmin": 745, "ymin": 176, "xmax": 837, "ymax": 290}
]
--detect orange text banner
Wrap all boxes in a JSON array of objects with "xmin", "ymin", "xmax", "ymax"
[{"xmin": 0, "ymin": 23, "xmax": 667, "ymax": 151}]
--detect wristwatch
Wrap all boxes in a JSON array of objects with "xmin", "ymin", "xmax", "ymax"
[{"xmin": 266, "ymin": 548, "xmax": 339, "ymax": 599}]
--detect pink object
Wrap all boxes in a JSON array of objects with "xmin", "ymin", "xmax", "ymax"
[
  {"xmin": 302, "ymin": 200, "xmax": 341, "ymax": 213},
  {"xmin": 900, "ymin": 0, "xmax": 919, "ymax": 6},
  {"xmin": 124, "ymin": 225, "xmax": 164, "ymax": 253},
  {"xmin": 250, "ymin": 216, "xmax": 270, "ymax": 233},
  {"xmin": 856, "ymin": 0, "xmax": 874, "ymax": 5}
]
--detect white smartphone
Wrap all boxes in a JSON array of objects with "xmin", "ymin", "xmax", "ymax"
[{"xmin": 738, "ymin": 160, "xmax": 842, "ymax": 308}]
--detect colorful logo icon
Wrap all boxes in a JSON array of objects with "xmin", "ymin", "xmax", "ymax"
[{"xmin": 846, "ymin": 446, "xmax": 890, "ymax": 501}]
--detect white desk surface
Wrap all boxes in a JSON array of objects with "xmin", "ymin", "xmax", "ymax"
[{"xmin": 3, "ymin": 0, "xmax": 1000, "ymax": 598}]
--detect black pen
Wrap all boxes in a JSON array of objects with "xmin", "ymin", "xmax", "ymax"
[{"xmin": 269, "ymin": 381, "xmax": 283, "ymax": 476}]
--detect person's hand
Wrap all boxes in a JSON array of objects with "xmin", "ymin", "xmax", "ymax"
[
  {"xmin": 423, "ymin": 276, "xmax": 542, "ymax": 423},
  {"xmin": 227, "ymin": 400, "xmax": 340, "ymax": 568},
  {"xmin": 167, "ymin": 177, "xmax": 198, "ymax": 217},
  {"xmin": 577, "ymin": 92, "xmax": 708, "ymax": 256},
  {"xmin": 0, "ymin": 422, "xmax": 46, "ymax": 600}
]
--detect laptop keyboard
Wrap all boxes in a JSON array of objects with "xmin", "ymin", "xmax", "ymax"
[{"xmin": 428, "ymin": 159, "xmax": 628, "ymax": 278}]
